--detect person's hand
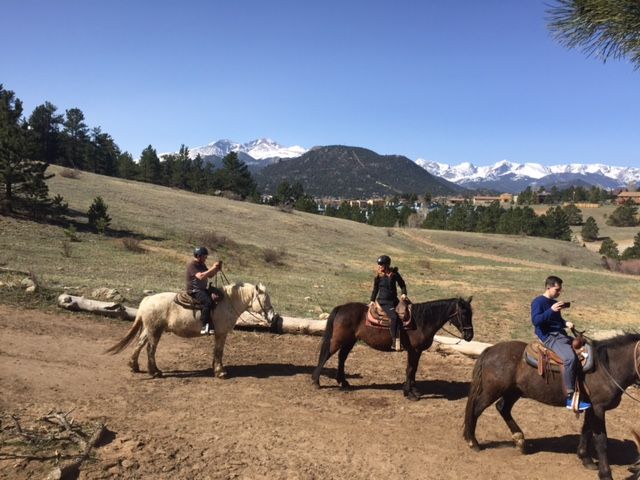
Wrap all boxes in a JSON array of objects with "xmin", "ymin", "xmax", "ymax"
[
  {"xmin": 400, "ymin": 294, "xmax": 407, "ymax": 301},
  {"xmin": 565, "ymin": 321, "xmax": 574, "ymax": 330},
  {"xmin": 213, "ymin": 261, "xmax": 222, "ymax": 271},
  {"xmin": 551, "ymin": 302, "xmax": 563, "ymax": 312}
]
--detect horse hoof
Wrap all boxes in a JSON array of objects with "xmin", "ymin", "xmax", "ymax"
[
  {"xmin": 311, "ymin": 379, "xmax": 321, "ymax": 389},
  {"xmin": 216, "ymin": 371, "xmax": 228, "ymax": 379},
  {"xmin": 151, "ymin": 370, "xmax": 163, "ymax": 378},
  {"xmin": 512, "ymin": 432, "xmax": 526, "ymax": 453},
  {"xmin": 469, "ymin": 442, "xmax": 481, "ymax": 452},
  {"xmin": 129, "ymin": 365, "xmax": 140, "ymax": 373},
  {"xmin": 339, "ymin": 381, "xmax": 351, "ymax": 390},
  {"xmin": 580, "ymin": 458, "xmax": 598, "ymax": 471},
  {"xmin": 406, "ymin": 392, "xmax": 420, "ymax": 402}
]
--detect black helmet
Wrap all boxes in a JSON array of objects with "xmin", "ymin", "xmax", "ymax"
[
  {"xmin": 377, "ymin": 255, "xmax": 391, "ymax": 266},
  {"xmin": 194, "ymin": 246, "xmax": 209, "ymax": 257}
]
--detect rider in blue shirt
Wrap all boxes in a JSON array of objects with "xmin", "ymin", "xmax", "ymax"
[{"xmin": 531, "ymin": 275, "xmax": 591, "ymax": 411}]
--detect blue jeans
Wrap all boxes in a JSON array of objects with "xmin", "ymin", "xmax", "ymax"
[
  {"xmin": 379, "ymin": 303, "xmax": 399, "ymax": 339},
  {"xmin": 543, "ymin": 332, "xmax": 577, "ymax": 394}
]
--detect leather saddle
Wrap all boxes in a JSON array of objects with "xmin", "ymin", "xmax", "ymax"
[
  {"xmin": 366, "ymin": 299, "xmax": 415, "ymax": 330},
  {"xmin": 174, "ymin": 287, "xmax": 224, "ymax": 311},
  {"xmin": 523, "ymin": 338, "xmax": 594, "ymax": 376}
]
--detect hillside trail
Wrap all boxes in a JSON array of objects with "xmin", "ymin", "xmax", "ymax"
[
  {"xmin": 2, "ymin": 304, "xmax": 639, "ymax": 480},
  {"xmin": 399, "ymin": 229, "xmax": 637, "ymax": 280}
]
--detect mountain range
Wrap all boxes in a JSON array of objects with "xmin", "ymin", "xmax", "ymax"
[{"xmin": 182, "ymin": 138, "xmax": 640, "ymax": 195}]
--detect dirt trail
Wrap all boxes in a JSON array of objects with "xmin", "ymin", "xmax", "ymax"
[
  {"xmin": 1, "ymin": 305, "xmax": 638, "ymax": 479},
  {"xmin": 399, "ymin": 230, "xmax": 636, "ymax": 280}
]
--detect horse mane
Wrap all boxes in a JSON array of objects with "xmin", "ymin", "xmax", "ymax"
[
  {"xmin": 411, "ymin": 297, "xmax": 463, "ymax": 329},
  {"xmin": 593, "ymin": 331, "xmax": 640, "ymax": 367}
]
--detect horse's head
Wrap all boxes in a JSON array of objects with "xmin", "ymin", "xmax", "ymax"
[
  {"xmin": 251, "ymin": 282, "xmax": 276, "ymax": 323},
  {"xmin": 451, "ymin": 296, "xmax": 474, "ymax": 342}
]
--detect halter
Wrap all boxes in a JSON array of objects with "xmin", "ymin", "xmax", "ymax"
[{"xmin": 219, "ymin": 270, "xmax": 272, "ymax": 323}]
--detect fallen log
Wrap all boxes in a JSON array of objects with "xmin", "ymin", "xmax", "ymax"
[
  {"xmin": 57, "ymin": 294, "xmax": 137, "ymax": 320},
  {"xmin": 57, "ymin": 294, "xmax": 492, "ymax": 358}
]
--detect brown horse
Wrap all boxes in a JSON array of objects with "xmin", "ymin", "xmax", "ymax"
[
  {"xmin": 463, "ymin": 333, "xmax": 640, "ymax": 480},
  {"xmin": 312, "ymin": 297, "xmax": 473, "ymax": 400}
]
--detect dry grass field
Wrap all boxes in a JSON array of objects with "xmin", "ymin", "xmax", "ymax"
[
  {"xmin": 1, "ymin": 165, "xmax": 638, "ymax": 342},
  {"xmin": 2, "ymin": 166, "xmax": 640, "ymax": 480}
]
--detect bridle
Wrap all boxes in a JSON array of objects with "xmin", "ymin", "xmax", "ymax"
[
  {"xmin": 597, "ymin": 340, "xmax": 640, "ymax": 404},
  {"xmin": 440, "ymin": 304, "xmax": 472, "ymax": 341},
  {"xmin": 219, "ymin": 270, "xmax": 272, "ymax": 323}
]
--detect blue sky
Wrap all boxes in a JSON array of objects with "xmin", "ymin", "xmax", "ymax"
[{"xmin": 3, "ymin": 0, "xmax": 639, "ymax": 167}]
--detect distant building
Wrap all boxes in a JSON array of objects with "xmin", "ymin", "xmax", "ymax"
[
  {"xmin": 472, "ymin": 193, "xmax": 513, "ymax": 207},
  {"xmin": 616, "ymin": 191, "xmax": 640, "ymax": 205}
]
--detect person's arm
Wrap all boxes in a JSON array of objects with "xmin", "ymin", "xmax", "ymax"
[
  {"xmin": 396, "ymin": 272, "xmax": 407, "ymax": 299},
  {"xmin": 370, "ymin": 276, "xmax": 380, "ymax": 303},
  {"xmin": 531, "ymin": 297, "xmax": 553, "ymax": 328},
  {"xmin": 195, "ymin": 261, "xmax": 222, "ymax": 280}
]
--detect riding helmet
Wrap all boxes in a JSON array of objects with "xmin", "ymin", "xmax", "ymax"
[
  {"xmin": 194, "ymin": 246, "xmax": 209, "ymax": 257},
  {"xmin": 377, "ymin": 255, "xmax": 391, "ymax": 266}
]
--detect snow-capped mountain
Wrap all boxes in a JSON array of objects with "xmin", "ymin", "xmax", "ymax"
[
  {"xmin": 189, "ymin": 138, "xmax": 306, "ymax": 162},
  {"xmin": 415, "ymin": 158, "xmax": 640, "ymax": 192}
]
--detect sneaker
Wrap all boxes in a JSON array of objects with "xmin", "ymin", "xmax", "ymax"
[
  {"xmin": 565, "ymin": 395, "xmax": 592, "ymax": 411},
  {"xmin": 200, "ymin": 324, "xmax": 210, "ymax": 335},
  {"xmin": 394, "ymin": 338, "xmax": 401, "ymax": 352}
]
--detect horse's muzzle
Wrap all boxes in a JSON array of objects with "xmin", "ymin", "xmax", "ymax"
[{"xmin": 464, "ymin": 328, "xmax": 474, "ymax": 342}]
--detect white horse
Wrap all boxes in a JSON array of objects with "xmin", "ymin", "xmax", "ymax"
[{"xmin": 106, "ymin": 282, "xmax": 275, "ymax": 378}]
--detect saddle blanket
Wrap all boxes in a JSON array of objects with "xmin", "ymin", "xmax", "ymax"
[{"xmin": 365, "ymin": 301, "xmax": 415, "ymax": 330}]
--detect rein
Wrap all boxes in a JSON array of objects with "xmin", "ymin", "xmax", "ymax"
[
  {"xmin": 438, "ymin": 305, "xmax": 472, "ymax": 341},
  {"xmin": 218, "ymin": 270, "xmax": 271, "ymax": 322}
]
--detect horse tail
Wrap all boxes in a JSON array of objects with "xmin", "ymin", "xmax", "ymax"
[
  {"xmin": 318, "ymin": 306, "xmax": 338, "ymax": 360},
  {"xmin": 104, "ymin": 310, "xmax": 143, "ymax": 355},
  {"xmin": 463, "ymin": 347, "xmax": 487, "ymax": 441}
]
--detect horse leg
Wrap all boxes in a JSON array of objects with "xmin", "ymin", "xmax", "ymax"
[
  {"xmin": 577, "ymin": 409, "xmax": 598, "ymax": 470},
  {"xmin": 403, "ymin": 348, "xmax": 422, "ymax": 401},
  {"xmin": 495, "ymin": 392, "xmax": 525, "ymax": 453},
  {"xmin": 146, "ymin": 329, "xmax": 163, "ymax": 378},
  {"xmin": 590, "ymin": 408, "xmax": 612, "ymax": 480},
  {"xmin": 336, "ymin": 340, "xmax": 356, "ymax": 389},
  {"xmin": 212, "ymin": 332, "xmax": 228, "ymax": 379},
  {"xmin": 128, "ymin": 329, "xmax": 148, "ymax": 373}
]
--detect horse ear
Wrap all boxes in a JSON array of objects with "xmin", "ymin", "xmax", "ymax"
[
  {"xmin": 257, "ymin": 282, "xmax": 266, "ymax": 293},
  {"xmin": 466, "ymin": 296, "xmax": 473, "ymax": 304}
]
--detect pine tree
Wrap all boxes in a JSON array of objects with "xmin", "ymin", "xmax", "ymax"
[
  {"xmin": 621, "ymin": 232, "xmax": 640, "ymax": 260},
  {"xmin": 581, "ymin": 216, "xmax": 599, "ymax": 241},
  {"xmin": 422, "ymin": 204, "xmax": 448, "ymax": 230},
  {"xmin": 27, "ymin": 102, "xmax": 63, "ymax": 165},
  {"xmin": 599, "ymin": 237, "xmax": 620, "ymax": 259},
  {"xmin": 87, "ymin": 196, "xmax": 111, "ymax": 233},
  {"xmin": 606, "ymin": 201, "xmax": 639, "ymax": 227},
  {"xmin": 0, "ymin": 85, "xmax": 55, "ymax": 217},
  {"xmin": 562, "ymin": 204, "xmax": 583, "ymax": 225},
  {"xmin": 138, "ymin": 145, "xmax": 161, "ymax": 184},
  {"xmin": 215, "ymin": 152, "xmax": 256, "ymax": 198},
  {"xmin": 62, "ymin": 108, "xmax": 89, "ymax": 169},
  {"xmin": 547, "ymin": 0, "xmax": 640, "ymax": 69},
  {"xmin": 117, "ymin": 152, "xmax": 138, "ymax": 179},
  {"xmin": 542, "ymin": 206, "xmax": 572, "ymax": 241}
]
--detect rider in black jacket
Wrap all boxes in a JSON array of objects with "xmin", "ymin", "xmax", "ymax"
[{"xmin": 370, "ymin": 255, "xmax": 407, "ymax": 351}]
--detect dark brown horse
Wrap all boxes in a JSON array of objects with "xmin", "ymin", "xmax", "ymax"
[
  {"xmin": 463, "ymin": 333, "xmax": 640, "ymax": 480},
  {"xmin": 312, "ymin": 297, "xmax": 473, "ymax": 400}
]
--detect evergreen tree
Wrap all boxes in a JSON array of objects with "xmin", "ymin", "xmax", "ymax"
[
  {"xmin": 542, "ymin": 206, "xmax": 572, "ymax": 240},
  {"xmin": 422, "ymin": 204, "xmax": 448, "ymax": 230},
  {"xmin": 476, "ymin": 202, "xmax": 502, "ymax": 233},
  {"xmin": 87, "ymin": 127, "xmax": 119, "ymax": 176},
  {"xmin": 87, "ymin": 196, "xmax": 111, "ymax": 232},
  {"xmin": 606, "ymin": 201, "xmax": 639, "ymax": 226},
  {"xmin": 215, "ymin": 152, "xmax": 256, "ymax": 198},
  {"xmin": 117, "ymin": 151, "xmax": 138, "ymax": 179},
  {"xmin": 138, "ymin": 145, "xmax": 161, "ymax": 184},
  {"xmin": 0, "ymin": 85, "xmax": 55, "ymax": 217},
  {"xmin": 368, "ymin": 205, "xmax": 399, "ymax": 227},
  {"xmin": 562, "ymin": 204, "xmax": 583, "ymax": 225},
  {"xmin": 27, "ymin": 102, "xmax": 63, "ymax": 165},
  {"xmin": 599, "ymin": 237, "xmax": 620, "ymax": 259},
  {"xmin": 581, "ymin": 216, "xmax": 599, "ymax": 241},
  {"xmin": 62, "ymin": 108, "xmax": 89, "ymax": 169},
  {"xmin": 621, "ymin": 231, "xmax": 640, "ymax": 260},
  {"xmin": 547, "ymin": 0, "xmax": 640, "ymax": 69}
]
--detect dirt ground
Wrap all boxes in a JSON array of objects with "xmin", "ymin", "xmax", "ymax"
[{"xmin": 1, "ymin": 305, "xmax": 638, "ymax": 480}]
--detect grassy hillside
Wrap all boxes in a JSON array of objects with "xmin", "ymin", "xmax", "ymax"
[{"xmin": 1, "ymin": 165, "xmax": 638, "ymax": 342}]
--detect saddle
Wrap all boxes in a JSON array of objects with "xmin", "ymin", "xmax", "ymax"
[
  {"xmin": 365, "ymin": 299, "xmax": 415, "ymax": 330},
  {"xmin": 174, "ymin": 287, "xmax": 224, "ymax": 311},
  {"xmin": 523, "ymin": 337, "xmax": 594, "ymax": 377}
]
